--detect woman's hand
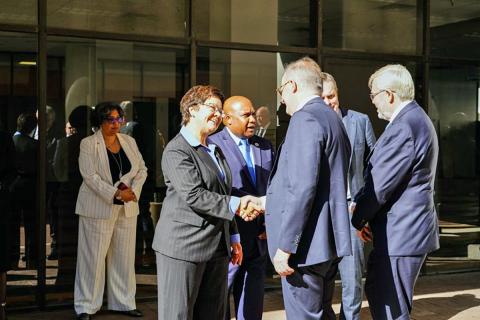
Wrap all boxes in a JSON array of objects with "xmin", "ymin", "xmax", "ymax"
[
  {"xmin": 119, "ymin": 188, "xmax": 137, "ymax": 202},
  {"xmin": 231, "ymin": 242, "xmax": 243, "ymax": 265}
]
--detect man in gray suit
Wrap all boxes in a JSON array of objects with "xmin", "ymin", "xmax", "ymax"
[
  {"xmin": 321, "ymin": 72, "xmax": 376, "ymax": 320},
  {"xmin": 263, "ymin": 57, "xmax": 352, "ymax": 319},
  {"xmin": 352, "ymin": 64, "xmax": 439, "ymax": 319}
]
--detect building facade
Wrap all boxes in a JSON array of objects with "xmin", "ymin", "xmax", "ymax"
[{"xmin": 0, "ymin": 0, "xmax": 479, "ymax": 311}]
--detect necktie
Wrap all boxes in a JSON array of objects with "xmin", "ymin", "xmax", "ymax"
[{"xmin": 240, "ymin": 139, "xmax": 256, "ymax": 186}]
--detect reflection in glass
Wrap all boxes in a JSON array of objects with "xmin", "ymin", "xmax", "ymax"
[
  {"xmin": 46, "ymin": 37, "xmax": 188, "ymax": 302},
  {"xmin": 0, "ymin": 32, "xmax": 38, "ymax": 310},
  {"xmin": 0, "ymin": 0, "xmax": 36, "ymax": 26},
  {"xmin": 47, "ymin": 0, "xmax": 187, "ymax": 38},
  {"xmin": 429, "ymin": 65, "xmax": 478, "ymax": 179},
  {"xmin": 430, "ymin": 0, "xmax": 480, "ymax": 59},
  {"xmin": 323, "ymin": 0, "xmax": 418, "ymax": 54},
  {"xmin": 194, "ymin": 0, "xmax": 313, "ymax": 47},
  {"xmin": 197, "ymin": 48, "xmax": 309, "ymax": 147}
]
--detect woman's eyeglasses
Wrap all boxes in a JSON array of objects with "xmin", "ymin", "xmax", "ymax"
[{"xmin": 105, "ymin": 116, "xmax": 125, "ymax": 125}]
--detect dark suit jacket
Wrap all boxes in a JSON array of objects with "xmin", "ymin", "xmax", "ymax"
[
  {"xmin": 341, "ymin": 107, "xmax": 376, "ymax": 197},
  {"xmin": 0, "ymin": 131, "xmax": 15, "ymax": 271},
  {"xmin": 265, "ymin": 97, "xmax": 352, "ymax": 267},
  {"xmin": 210, "ymin": 128, "xmax": 274, "ymax": 255},
  {"xmin": 153, "ymin": 132, "xmax": 238, "ymax": 263},
  {"xmin": 352, "ymin": 101, "xmax": 440, "ymax": 256}
]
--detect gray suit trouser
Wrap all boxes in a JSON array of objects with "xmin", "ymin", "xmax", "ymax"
[
  {"xmin": 365, "ymin": 251, "xmax": 426, "ymax": 320},
  {"xmin": 281, "ymin": 258, "xmax": 340, "ymax": 320},
  {"xmin": 156, "ymin": 250, "xmax": 229, "ymax": 320}
]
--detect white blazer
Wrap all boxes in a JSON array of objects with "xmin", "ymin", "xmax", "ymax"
[{"xmin": 76, "ymin": 130, "xmax": 148, "ymax": 219}]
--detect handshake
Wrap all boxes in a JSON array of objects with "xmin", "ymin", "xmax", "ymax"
[{"xmin": 236, "ymin": 195, "xmax": 266, "ymax": 221}]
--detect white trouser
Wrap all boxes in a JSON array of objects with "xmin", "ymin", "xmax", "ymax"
[{"xmin": 74, "ymin": 205, "xmax": 137, "ymax": 314}]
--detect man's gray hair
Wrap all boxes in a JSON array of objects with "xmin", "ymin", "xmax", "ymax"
[
  {"xmin": 368, "ymin": 64, "xmax": 415, "ymax": 101},
  {"xmin": 284, "ymin": 57, "xmax": 323, "ymax": 94},
  {"xmin": 321, "ymin": 72, "xmax": 338, "ymax": 92}
]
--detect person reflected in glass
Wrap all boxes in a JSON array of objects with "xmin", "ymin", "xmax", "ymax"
[
  {"xmin": 53, "ymin": 105, "xmax": 92, "ymax": 289},
  {"xmin": 153, "ymin": 85, "xmax": 263, "ymax": 320},
  {"xmin": 119, "ymin": 101, "xmax": 155, "ymax": 268},
  {"xmin": 74, "ymin": 102, "xmax": 147, "ymax": 320},
  {"xmin": 10, "ymin": 113, "xmax": 39, "ymax": 270},
  {"xmin": 0, "ymin": 127, "xmax": 15, "ymax": 320}
]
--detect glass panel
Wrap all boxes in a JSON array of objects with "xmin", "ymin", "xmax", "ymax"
[
  {"xmin": 46, "ymin": 36, "xmax": 189, "ymax": 303},
  {"xmin": 428, "ymin": 64, "xmax": 480, "ymax": 268},
  {"xmin": 193, "ymin": 0, "xmax": 314, "ymax": 47},
  {"xmin": 197, "ymin": 48, "xmax": 310, "ymax": 147},
  {"xmin": 323, "ymin": 58, "xmax": 419, "ymax": 137},
  {"xmin": 430, "ymin": 0, "xmax": 480, "ymax": 59},
  {"xmin": 323, "ymin": 0, "xmax": 418, "ymax": 54},
  {"xmin": 47, "ymin": 0, "xmax": 187, "ymax": 38},
  {"xmin": 0, "ymin": 0, "xmax": 36, "ymax": 26},
  {"xmin": 0, "ymin": 31, "xmax": 38, "ymax": 309}
]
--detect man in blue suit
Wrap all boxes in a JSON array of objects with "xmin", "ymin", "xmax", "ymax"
[
  {"xmin": 210, "ymin": 96, "xmax": 274, "ymax": 320},
  {"xmin": 352, "ymin": 64, "xmax": 439, "ymax": 320},
  {"xmin": 321, "ymin": 72, "xmax": 376, "ymax": 320},
  {"xmin": 263, "ymin": 57, "xmax": 352, "ymax": 319}
]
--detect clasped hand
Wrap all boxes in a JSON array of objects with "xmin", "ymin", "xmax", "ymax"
[
  {"xmin": 118, "ymin": 188, "xmax": 137, "ymax": 203},
  {"xmin": 237, "ymin": 195, "xmax": 265, "ymax": 221}
]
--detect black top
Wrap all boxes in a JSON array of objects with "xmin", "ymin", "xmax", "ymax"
[{"xmin": 106, "ymin": 147, "xmax": 131, "ymax": 205}]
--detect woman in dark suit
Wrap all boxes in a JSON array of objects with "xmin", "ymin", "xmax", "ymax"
[{"xmin": 153, "ymin": 85, "xmax": 262, "ymax": 320}]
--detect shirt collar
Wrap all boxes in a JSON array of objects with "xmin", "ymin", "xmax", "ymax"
[
  {"xmin": 259, "ymin": 122, "xmax": 270, "ymax": 130},
  {"xmin": 180, "ymin": 126, "xmax": 202, "ymax": 147},
  {"xmin": 390, "ymin": 100, "xmax": 412, "ymax": 123},
  {"xmin": 335, "ymin": 107, "xmax": 342, "ymax": 119},
  {"xmin": 226, "ymin": 127, "xmax": 247, "ymax": 146},
  {"xmin": 296, "ymin": 95, "xmax": 320, "ymax": 112}
]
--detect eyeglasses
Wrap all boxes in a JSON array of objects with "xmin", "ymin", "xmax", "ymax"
[
  {"xmin": 276, "ymin": 80, "xmax": 292, "ymax": 96},
  {"xmin": 201, "ymin": 103, "xmax": 223, "ymax": 115},
  {"xmin": 369, "ymin": 89, "xmax": 395, "ymax": 101},
  {"xmin": 105, "ymin": 116, "xmax": 125, "ymax": 125}
]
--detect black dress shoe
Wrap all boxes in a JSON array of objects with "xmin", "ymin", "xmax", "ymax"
[
  {"xmin": 118, "ymin": 309, "xmax": 143, "ymax": 317},
  {"xmin": 76, "ymin": 313, "xmax": 91, "ymax": 320}
]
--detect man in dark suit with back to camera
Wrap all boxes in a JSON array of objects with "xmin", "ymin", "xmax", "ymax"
[
  {"xmin": 262, "ymin": 57, "xmax": 352, "ymax": 319},
  {"xmin": 210, "ymin": 96, "xmax": 274, "ymax": 320},
  {"xmin": 321, "ymin": 72, "xmax": 376, "ymax": 320},
  {"xmin": 351, "ymin": 64, "xmax": 439, "ymax": 320}
]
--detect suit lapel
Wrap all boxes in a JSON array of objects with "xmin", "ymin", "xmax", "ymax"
[
  {"xmin": 95, "ymin": 131, "xmax": 113, "ymax": 184},
  {"xmin": 250, "ymin": 138, "xmax": 262, "ymax": 188},
  {"xmin": 221, "ymin": 129, "xmax": 256, "ymax": 189},
  {"xmin": 194, "ymin": 144, "xmax": 228, "ymax": 194},
  {"xmin": 268, "ymin": 140, "xmax": 283, "ymax": 185},
  {"xmin": 342, "ymin": 109, "xmax": 356, "ymax": 168},
  {"xmin": 215, "ymin": 147, "xmax": 232, "ymax": 193}
]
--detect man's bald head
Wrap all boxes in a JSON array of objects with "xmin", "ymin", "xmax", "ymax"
[
  {"xmin": 223, "ymin": 96, "xmax": 257, "ymax": 139},
  {"xmin": 255, "ymin": 106, "xmax": 270, "ymax": 127}
]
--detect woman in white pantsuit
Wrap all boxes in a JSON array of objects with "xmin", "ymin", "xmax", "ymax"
[{"xmin": 74, "ymin": 102, "xmax": 147, "ymax": 320}]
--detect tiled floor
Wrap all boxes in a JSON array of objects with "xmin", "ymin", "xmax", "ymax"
[{"xmin": 7, "ymin": 271, "xmax": 480, "ymax": 319}]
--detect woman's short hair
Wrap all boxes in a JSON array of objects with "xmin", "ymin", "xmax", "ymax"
[
  {"xmin": 91, "ymin": 102, "xmax": 124, "ymax": 128},
  {"xmin": 17, "ymin": 113, "xmax": 37, "ymax": 135},
  {"xmin": 180, "ymin": 85, "xmax": 225, "ymax": 126}
]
